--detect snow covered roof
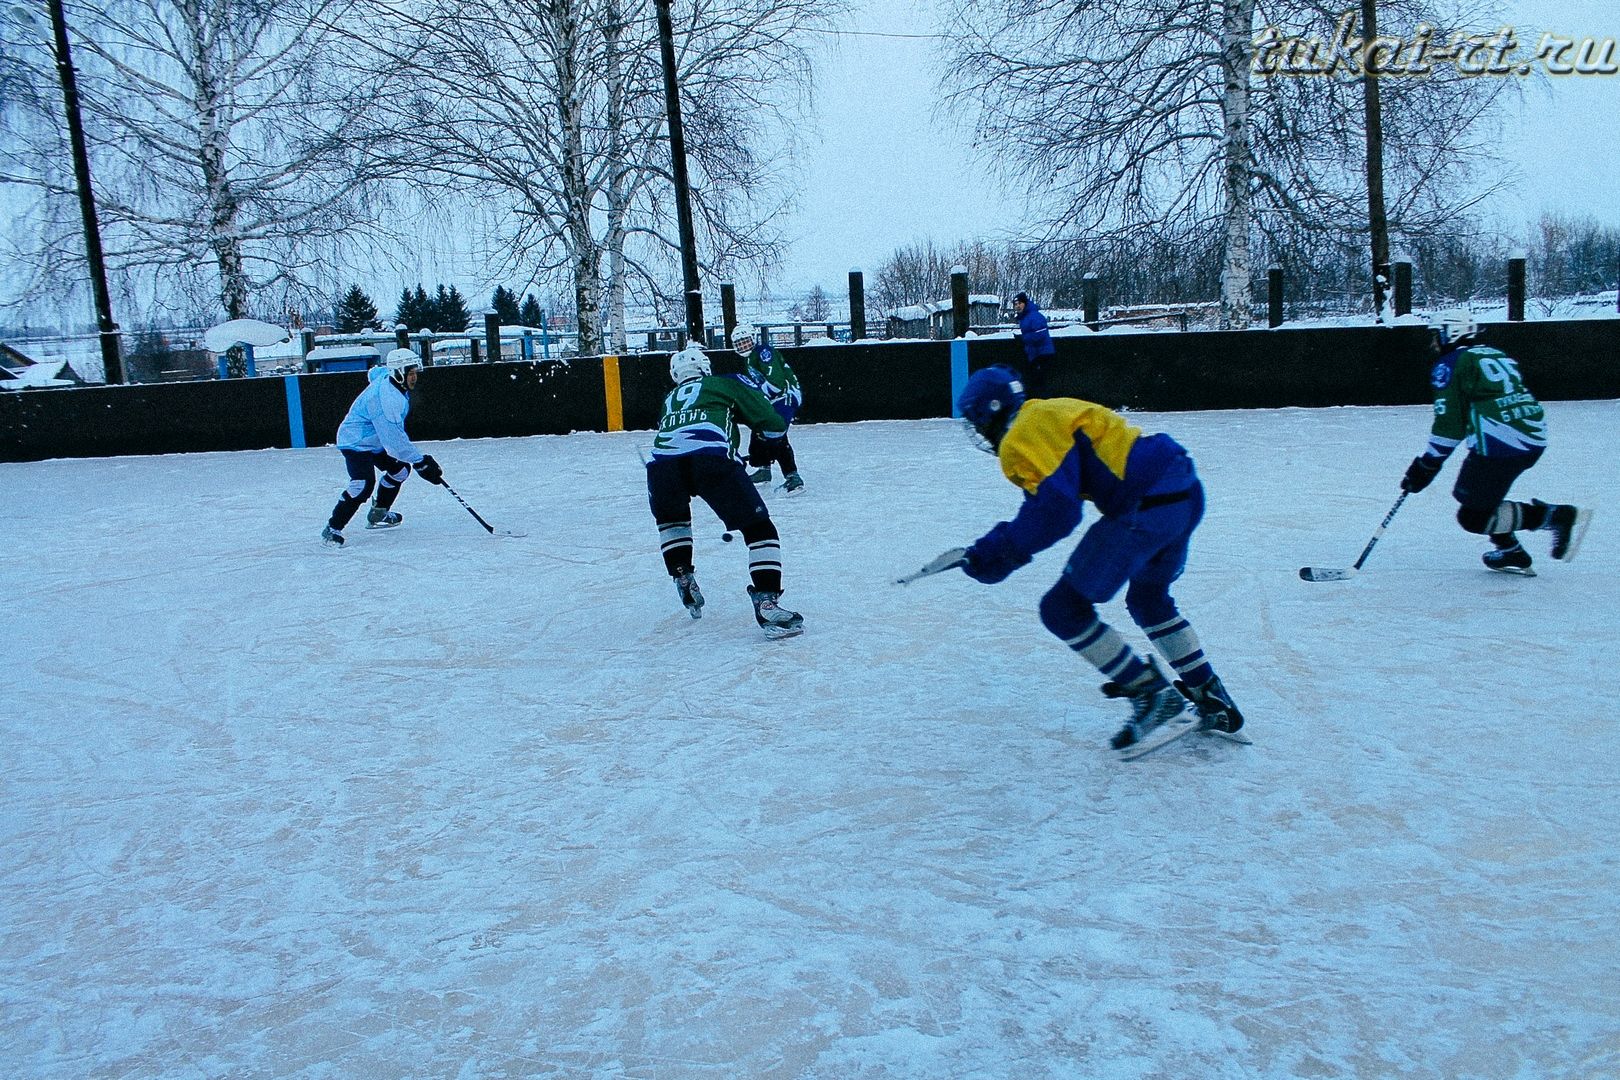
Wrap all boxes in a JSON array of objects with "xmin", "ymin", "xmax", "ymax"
[{"xmin": 0, "ymin": 359, "xmax": 80, "ymax": 389}]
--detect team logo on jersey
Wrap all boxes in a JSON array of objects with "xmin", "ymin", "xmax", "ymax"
[{"xmin": 1430, "ymin": 360, "xmax": 1454, "ymax": 390}]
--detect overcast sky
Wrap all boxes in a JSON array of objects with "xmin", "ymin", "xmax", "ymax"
[{"xmin": 775, "ymin": 0, "xmax": 1620, "ymax": 294}]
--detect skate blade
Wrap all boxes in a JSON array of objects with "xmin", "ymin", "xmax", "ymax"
[
  {"xmin": 1557, "ymin": 508, "xmax": 1592, "ymax": 562},
  {"xmin": 1115, "ymin": 715, "xmax": 1199, "ymax": 761},
  {"xmin": 364, "ymin": 521, "xmax": 402, "ymax": 530},
  {"xmin": 761, "ymin": 623, "xmax": 804, "ymax": 640},
  {"xmin": 1486, "ymin": 565, "xmax": 1536, "ymax": 577}
]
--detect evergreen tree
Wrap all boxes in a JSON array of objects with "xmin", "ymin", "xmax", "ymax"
[
  {"xmin": 333, "ymin": 285, "xmax": 380, "ymax": 332},
  {"xmin": 519, "ymin": 294, "xmax": 545, "ymax": 327},
  {"xmin": 395, "ymin": 285, "xmax": 436, "ymax": 330},
  {"xmin": 491, "ymin": 286, "xmax": 522, "ymax": 325},
  {"xmin": 434, "ymin": 284, "xmax": 470, "ymax": 333},
  {"xmin": 393, "ymin": 287, "xmax": 416, "ymax": 329}
]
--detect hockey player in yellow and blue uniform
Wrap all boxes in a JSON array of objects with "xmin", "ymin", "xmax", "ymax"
[{"xmin": 955, "ymin": 365, "xmax": 1242, "ymax": 752}]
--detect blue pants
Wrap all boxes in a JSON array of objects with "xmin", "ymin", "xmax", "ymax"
[{"xmin": 1063, "ymin": 478, "xmax": 1204, "ymax": 627}]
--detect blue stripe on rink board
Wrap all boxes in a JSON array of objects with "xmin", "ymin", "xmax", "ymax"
[
  {"xmin": 284, "ymin": 375, "xmax": 306, "ymax": 449},
  {"xmin": 950, "ymin": 339, "xmax": 970, "ymax": 416}
]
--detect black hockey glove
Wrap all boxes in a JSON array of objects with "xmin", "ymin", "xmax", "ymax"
[
  {"xmin": 415, "ymin": 454, "xmax": 444, "ymax": 485},
  {"xmin": 747, "ymin": 434, "xmax": 781, "ymax": 469},
  {"xmin": 1401, "ymin": 455, "xmax": 1441, "ymax": 493}
]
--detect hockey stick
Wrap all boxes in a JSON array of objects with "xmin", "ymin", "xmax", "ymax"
[
  {"xmin": 441, "ymin": 480, "xmax": 526, "ymax": 538},
  {"xmin": 1299, "ymin": 491, "xmax": 1408, "ymax": 582},
  {"xmin": 894, "ymin": 547, "xmax": 969, "ymax": 585}
]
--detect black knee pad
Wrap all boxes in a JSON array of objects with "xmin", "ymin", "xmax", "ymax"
[{"xmin": 1456, "ymin": 505, "xmax": 1493, "ymax": 534}]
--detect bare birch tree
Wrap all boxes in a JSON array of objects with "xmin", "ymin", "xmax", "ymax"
[
  {"xmin": 355, "ymin": 0, "xmax": 828, "ymax": 355},
  {"xmin": 3, "ymin": 0, "xmax": 404, "ymax": 322},
  {"xmin": 942, "ymin": 0, "xmax": 1510, "ymax": 327}
]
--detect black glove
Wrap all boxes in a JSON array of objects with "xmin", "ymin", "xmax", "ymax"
[
  {"xmin": 1401, "ymin": 455, "xmax": 1441, "ymax": 493},
  {"xmin": 747, "ymin": 435, "xmax": 781, "ymax": 469},
  {"xmin": 415, "ymin": 454, "xmax": 444, "ymax": 486}
]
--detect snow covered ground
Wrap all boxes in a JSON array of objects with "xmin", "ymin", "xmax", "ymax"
[{"xmin": 3, "ymin": 401, "xmax": 1617, "ymax": 1079}]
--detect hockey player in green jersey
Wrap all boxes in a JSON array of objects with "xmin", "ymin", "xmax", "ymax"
[
  {"xmin": 1400, "ymin": 309, "xmax": 1590, "ymax": 574},
  {"xmin": 731, "ymin": 325, "xmax": 805, "ymax": 492},
  {"xmin": 646, "ymin": 345, "xmax": 804, "ymax": 638}
]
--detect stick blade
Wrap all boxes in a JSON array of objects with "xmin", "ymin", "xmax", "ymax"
[
  {"xmin": 1299, "ymin": 566, "xmax": 1356, "ymax": 582},
  {"xmin": 895, "ymin": 547, "xmax": 969, "ymax": 585}
]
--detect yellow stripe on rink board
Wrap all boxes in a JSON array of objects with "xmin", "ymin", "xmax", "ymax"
[{"xmin": 602, "ymin": 355, "xmax": 624, "ymax": 432}]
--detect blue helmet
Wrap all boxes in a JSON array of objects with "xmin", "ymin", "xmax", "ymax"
[{"xmin": 957, "ymin": 365, "xmax": 1026, "ymax": 452}]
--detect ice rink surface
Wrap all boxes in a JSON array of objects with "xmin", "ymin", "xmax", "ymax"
[{"xmin": 3, "ymin": 401, "xmax": 1617, "ymax": 1078}]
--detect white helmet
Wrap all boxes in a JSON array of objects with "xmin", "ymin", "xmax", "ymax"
[
  {"xmin": 1432, "ymin": 308, "xmax": 1478, "ymax": 347},
  {"xmin": 670, "ymin": 344, "xmax": 711, "ymax": 384},
  {"xmin": 730, "ymin": 325, "xmax": 755, "ymax": 349},
  {"xmin": 384, "ymin": 347, "xmax": 421, "ymax": 377}
]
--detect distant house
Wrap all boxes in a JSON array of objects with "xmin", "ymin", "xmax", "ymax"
[
  {"xmin": 885, "ymin": 295, "xmax": 1002, "ymax": 340},
  {"xmin": 0, "ymin": 343, "xmax": 87, "ymax": 390}
]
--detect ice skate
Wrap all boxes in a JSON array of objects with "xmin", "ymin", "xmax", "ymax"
[
  {"xmin": 781, "ymin": 472, "xmax": 805, "ymax": 494},
  {"xmin": 366, "ymin": 505, "xmax": 403, "ymax": 529},
  {"xmin": 673, "ymin": 570, "xmax": 704, "ymax": 619},
  {"xmin": 1536, "ymin": 500, "xmax": 1590, "ymax": 562},
  {"xmin": 748, "ymin": 466, "xmax": 773, "ymax": 485},
  {"xmin": 1483, "ymin": 543, "xmax": 1535, "ymax": 576},
  {"xmin": 747, "ymin": 586, "xmax": 804, "ymax": 640},
  {"xmin": 1109, "ymin": 677, "xmax": 1188, "ymax": 751},
  {"xmin": 1176, "ymin": 675, "xmax": 1248, "ymax": 739},
  {"xmin": 321, "ymin": 526, "xmax": 345, "ymax": 547}
]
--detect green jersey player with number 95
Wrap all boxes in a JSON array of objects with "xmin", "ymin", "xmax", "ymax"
[{"xmin": 1399, "ymin": 309, "xmax": 1590, "ymax": 575}]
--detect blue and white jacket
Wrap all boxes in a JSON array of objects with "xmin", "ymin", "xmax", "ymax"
[{"xmin": 336, "ymin": 367, "xmax": 425, "ymax": 464}]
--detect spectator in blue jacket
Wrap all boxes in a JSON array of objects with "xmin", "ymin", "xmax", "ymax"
[{"xmin": 1012, "ymin": 291, "xmax": 1056, "ymax": 395}]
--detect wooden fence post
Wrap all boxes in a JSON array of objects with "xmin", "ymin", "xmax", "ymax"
[
  {"xmin": 1393, "ymin": 258, "xmax": 1412, "ymax": 317},
  {"xmin": 1268, "ymin": 265, "xmax": 1284, "ymax": 328},
  {"xmin": 394, "ymin": 326, "xmax": 409, "ymax": 350},
  {"xmin": 417, "ymin": 334, "xmax": 434, "ymax": 367},
  {"xmin": 484, "ymin": 311, "xmax": 501, "ymax": 364},
  {"xmin": 720, "ymin": 282, "xmax": 737, "ymax": 345},
  {"xmin": 849, "ymin": 269, "xmax": 866, "ymax": 341},
  {"xmin": 950, "ymin": 265, "xmax": 969, "ymax": 338},
  {"xmin": 1507, "ymin": 254, "xmax": 1527, "ymax": 321},
  {"xmin": 1083, "ymin": 274, "xmax": 1100, "ymax": 331}
]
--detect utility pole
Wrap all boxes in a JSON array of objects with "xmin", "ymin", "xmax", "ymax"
[
  {"xmin": 45, "ymin": 0, "xmax": 123, "ymax": 383},
  {"xmin": 653, "ymin": 0, "xmax": 704, "ymax": 344},
  {"xmin": 1362, "ymin": 0, "xmax": 1390, "ymax": 323}
]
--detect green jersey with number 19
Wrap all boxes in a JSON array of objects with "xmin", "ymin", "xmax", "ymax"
[
  {"xmin": 652, "ymin": 375, "xmax": 786, "ymax": 460},
  {"xmin": 1423, "ymin": 345, "xmax": 1547, "ymax": 461}
]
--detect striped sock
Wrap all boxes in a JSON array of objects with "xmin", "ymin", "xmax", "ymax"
[
  {"xmin": 1142, "ymin": 616, "xmax": 1215, "ymax": 688},
  {"xmin": 1064, "ymin": 612, "xmax": 1160, "ymax": 692},
  {"xmin": 748, "ymin": 535, "xmax": 782, "ymax": 593},
  {"xmin": 658, "ymin": 520, "xmax": 693, "ymax": 574}
]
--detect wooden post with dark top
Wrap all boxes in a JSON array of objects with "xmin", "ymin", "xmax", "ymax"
[
  {"xmin": 849, "ymin": 269, "xmax": 867, "ymax": 340},
  {"xmin": 1508, "ymin": 256, "xmax": 1527, "ymax": 321},
  {"xmin": 721, "ymin": 282, "xmax": 737, "ymax": 345},
  {"xmin": 950, "ymin": 265, "xmax": 969, "ymax": 338},
  {"xmin": 1083, "ymin": 274, "xmax": 1100, "ymax": 331},
  {"xmin": 484, "ymin": 311, "xmax": 501, "ymax": 364},
  {"xmin": 1393, "ymin": 259, "xmax": 1412, "ymax": 317},
  {"xmin": 1268, "ymin": 265, "xmax": 1284, "ymax": 328}
]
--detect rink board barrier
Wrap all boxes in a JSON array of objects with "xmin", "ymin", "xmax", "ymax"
[{"xmin": 1, "ymin": 319, "xmax": 1615, "ymax": 463}]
